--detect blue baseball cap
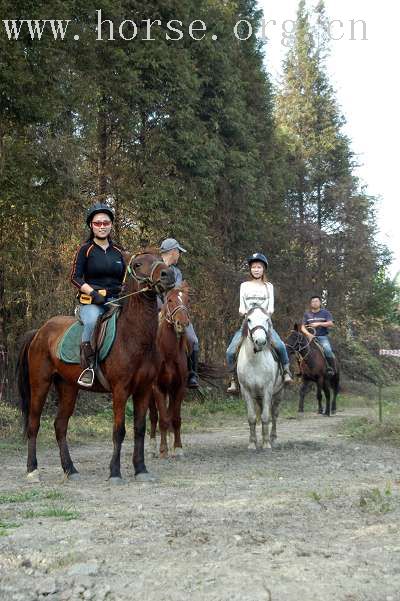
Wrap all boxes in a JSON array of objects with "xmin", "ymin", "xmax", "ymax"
[{"xmin": 160, "ymin": 238, "xmax": 187, "ymax": 253}]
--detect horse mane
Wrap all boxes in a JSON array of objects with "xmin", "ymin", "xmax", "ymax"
[{"xmin": 140, "ymin": 246, "xmax": 161, "ymax": 257}]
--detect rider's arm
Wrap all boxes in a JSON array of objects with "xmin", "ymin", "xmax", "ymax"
[
  {"xmin": 300, "ymin": 323, "xmax": 312, "ymax": 337},
  {"xmin": 239, "ymin": 282, "xmax": 247, "ymax": 316},
  {"xmin": 70, "ymin": 244, "xmax": 95, "ymax": 295},
  {"xmin": 311, "ymin": 320, "xmax": 334, "ymax": 329},
  {"xmin": 267, "ymin": 282, "xmax": 274, "ymax": 317}
]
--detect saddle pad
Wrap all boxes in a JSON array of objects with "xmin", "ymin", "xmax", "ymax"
[{"xmin": 57, "ymin": 313, "xmax": 117, "ymax": 364}]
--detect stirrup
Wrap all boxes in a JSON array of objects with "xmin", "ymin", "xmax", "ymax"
[{"xmin": 77, "ymin": 367, "xmax": 95, "ymax": 387}]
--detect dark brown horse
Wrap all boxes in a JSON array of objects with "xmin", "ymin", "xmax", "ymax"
[
  {"xmin": 286, "ymin": 324, "xmax": 339, "ymax": 416},
  {"xmin": 16, "ymin": 251, "xmax": 175, "ymax": 483},
  {"xmin": 149, "ymin": 283, "xmax": 190, "ymax": 458}
]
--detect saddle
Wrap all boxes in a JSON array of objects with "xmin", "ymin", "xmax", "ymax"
[
  {"xmin": 57, "ymin": 305, "xmax": 120, "ymax": 366},
  {"xmin": 235, "ymin": 336, "xmax": 282, "ymax": 373}
]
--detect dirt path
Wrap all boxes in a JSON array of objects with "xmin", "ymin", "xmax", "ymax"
[{"xmin": 1, "ymin": 409, "xmax": 399, "ymax": 601}]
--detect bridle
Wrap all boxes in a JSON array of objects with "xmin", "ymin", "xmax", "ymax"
[
  {"xmin": 163, "ymin": 290, "xmax": 190, "ymax": 327},
  {"xmin": 106, "ymin": 254, "xmax": 167, "ymax": 306},
  {"xmin": 286, "ymin": 329, "xmax": 313, "ymax": 363},
  {"xmin": 127, "ymin": 255, "xmax": 166, "ymax": 290},
  {"xmin": 246, "ymin": 308, "xmax": 272, "ymax": 353}
]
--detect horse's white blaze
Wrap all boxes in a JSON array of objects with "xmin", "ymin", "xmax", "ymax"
[{"xmin": 237, "ymin": 308, "xmax": 283, "ymax": 450}]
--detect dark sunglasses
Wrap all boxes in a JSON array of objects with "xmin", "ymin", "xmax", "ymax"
[{"xmin": 92, "ymin": 220, "xmax": 112, "ymax": 227}]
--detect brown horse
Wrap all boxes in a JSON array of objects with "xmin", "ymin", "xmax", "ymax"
[
  {"xmin": 286, "ymin": 324, "xmax": 339, "ymax": 416},
  {"xmin": 16, "ymin": 251, "xmax": 175, "ymax": 483},
  {"xmin": 149, "ymin": 283, "xmax": 190, "ymax": 458}
]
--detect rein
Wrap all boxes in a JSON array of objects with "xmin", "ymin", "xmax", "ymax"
[
  {"xmin": 108, "ymin": 254, "xmax": 165, "ymax": 307},
  {"xmin": 286, "ymin": 330, "xmax": 313, "ymax": 365},
  {"xmin": 104, "ymin": 287, "xmax": 150, "ymax": 306}
]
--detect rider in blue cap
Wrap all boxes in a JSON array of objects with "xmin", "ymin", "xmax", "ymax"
[
  {"xmin": 160, "ymin": 238, "xmax": 200, "ymax": 388},
  {"xmin": 226, "ymin": 253, "xmax": 292, "ymax": 392}
]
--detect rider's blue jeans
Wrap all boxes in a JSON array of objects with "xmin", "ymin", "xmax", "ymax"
[
  {"xmin": 79, "ymin": 303, "xmax": 107, "ymax": 342},
  {"xmin": 316, "ymin": 335, "xmax": 334, "ymax": 358},
  {"xmin": 226, "ymin": 326, "xmax": 289, "ymax": 370}
]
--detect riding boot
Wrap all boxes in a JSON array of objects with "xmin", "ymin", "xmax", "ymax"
[
  {"xmin": 77, "ymin": 341, "xmax": 95, "ymax": 388},
  {"xmin": 282, "ymin": 364, "xmax": 293, "ymax": 385},
  {"xmin": 227, "ymin": 376, "xmax": 237, "ymax": 394},
  {"xmin": 326, "ymin": 356, "xmax": 335, "ymax": 376},
  {"xmin": 187, "ymin": 350, "xmax": 199, "ymax": 388}
]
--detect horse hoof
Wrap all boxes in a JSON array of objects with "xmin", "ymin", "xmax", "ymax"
[
  {"xmin": 173, "ymin": 448, "xmax": 184, "ymax": 458},
  {"xmin": 135, "ymin": 472, "xmax": 158, "ymax": 483},
  {"xmin": 247, "ymin": 443, "xmax": 257, "ymax": 451},
  {"xmin": 67, "ymin": 472, "xmax": 80, "ymax": 481},
  {"xmin": 109, "ymin": 477, "xmax": 124, "ymax": 486},
  {"xmin": 26, "ymin": 469, "xmax": 40, "ymax": 483},
  {"xmin": 261, "ymin": 445, "xmax": 272, "ymax": 452},
  {"xmin": 298, "ymin": 412, "xmax": 305, "ymax": 418}
]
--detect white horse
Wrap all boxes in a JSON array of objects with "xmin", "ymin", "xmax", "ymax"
[{"xmin": 237, "ymin": 307, "xmax": 284, "ymax": 451}]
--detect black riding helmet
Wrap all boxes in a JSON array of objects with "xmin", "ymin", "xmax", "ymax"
[
  {"xmin": 86, "ymin": 203, "xmax": 115, "ymax": 226},
  {"xmin": 247, "ymin": 252, "xmax": 269, "ymax": 269}
]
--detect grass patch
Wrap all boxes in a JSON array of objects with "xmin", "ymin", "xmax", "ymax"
[
  {"xmin": 359, "ymin": 484, "xmax": 394, "ymax": 514},
  {"xmin": 0, "ymin": 519, "xmax": 20, "ymax": 536},
  {"xmin": 0, "ymin": 489, "xmax": 64, "ymax": 505},
  {"xmin": 0, "ymin": 490, "xmax": 41, "ymax": 505},
  {"xmin": 339, "ymin": 401, "xmax": 400, "ymax": 447},
  {"xmin": 2, "ymin": 384, "xmax": 399, "ymax": 446},
  {"xmin": 24, "ymin": 506, "xmax": 79, "ymax": 521}
]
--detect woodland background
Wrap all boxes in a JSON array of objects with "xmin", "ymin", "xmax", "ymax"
[{"xmin": 1, "ymin": 0, "xmax": 400, "ymax": 400}]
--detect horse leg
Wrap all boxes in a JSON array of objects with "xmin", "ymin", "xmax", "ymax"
[
  {"xmin": 170, "ymin": 386, "xmax": 185, "ymax": 457},
  {"xmin": 149, "ymin": 393, "xmax": 159, "ymax": 458},
  {"xmin": 323, "ymin": 379, "xmax": 331, "ymax": 416},
  {"xmin": 133, "ymin": 389, "xmax": 155, "ymax": 481},
  {"xmin": 271, "ymin": 391, "xmax": 282, "ymax": 446},
  {"xmin": 331, "ymin": 374, "xmax": 339, "ymax": 415},
  {"xmin": 242, "ymin": 389, "xmax": 257, "ymax": 450},
  {"xmin": 154, "ymin": 387, "xmax": 170, "ymax": 459},
  {"xmin": 298, "ymin": 380, "xmax": 310, "ymax": 414},
  {"xmin": 53, "ymin": 379, "xmax": 79, "ymax": 478},
  {"xmin": 109, "ymin": 386, "xmax": 128, "ymax": 482},
  {"xmin": 26, "ymin": 371, "xmax": 52, "ymax": 479},
  {"xmin": 316, "ymin": 384, "xmax": 324, "ymax": 414},
  {"xmin": 261, "ymin": 390, "xmax": 273, "ymax": 451}
]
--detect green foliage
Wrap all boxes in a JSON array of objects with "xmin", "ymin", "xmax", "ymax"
[
  {"xmin": 0, "ymin": 0, "xmax": 396, "ymax": 391},
  {"xmin": 359, "ymin": 485, "xmax": 395, "ymax": 514}
]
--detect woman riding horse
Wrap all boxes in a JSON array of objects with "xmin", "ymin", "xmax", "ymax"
[
  {"xmin": 226, "ymin": 253, "xmax": 293, "ymax": 392},
  {"xmin": 70, "ymin": 203, "xmax": 125, "ymax": 387}
]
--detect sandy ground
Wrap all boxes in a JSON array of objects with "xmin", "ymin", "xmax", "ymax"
[{"xmin": 0, "ymin": 409, "xmax": 399, "ymax": 601}]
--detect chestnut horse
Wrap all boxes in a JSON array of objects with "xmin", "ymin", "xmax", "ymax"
[
  {"xmin": 286, "ymin": 324, "xmax": 339, "ymax": 416},
  {"xmin": 149, "ymin": 283, "xmax": 190, "ymax": 458},
  {"xmin": 16, "ymin": 251, "xmax": 175, "ymax": 483}
]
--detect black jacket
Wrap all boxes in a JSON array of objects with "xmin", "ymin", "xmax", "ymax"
[{"xmin": 70, "ymin": 240, "xmax": 125, "ymax": 298}]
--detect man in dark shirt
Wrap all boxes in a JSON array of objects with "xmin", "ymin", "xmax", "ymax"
[{"xmin": 301, "ymin": 295, "xmax": 336, "ymax": 375}]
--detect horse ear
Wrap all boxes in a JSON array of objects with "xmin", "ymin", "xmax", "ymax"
[{"xmin": 294, "ymin": 323, "xmax": 299, "ymax": 331}]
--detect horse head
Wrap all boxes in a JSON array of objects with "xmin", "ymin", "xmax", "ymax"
[
  {"xmin": 243, "ymin": 307, "xmax": 272, "ymax": 353},
  {"xmin": 125, "ymin": 249, "xmax": 175, "ymax": 295},
  {"xmin": 286, "ymin": 323, "xmax": 308, "ymax": 355},
  {"xmin": 163, "ymin": 282, "xmax": 190, "ymax": 337}
]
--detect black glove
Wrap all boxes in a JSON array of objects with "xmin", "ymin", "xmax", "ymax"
[{"xmin": 90, "ymin": 290, "xmax": 106, "ymax": 305}]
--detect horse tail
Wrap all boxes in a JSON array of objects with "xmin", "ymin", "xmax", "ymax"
[
  {"xmin": 197, "ymin": 361, "xmax": 230, "ymax": 389},
  {"xmin": 16, "ymin": 330, "xmax": 37, "ymax": 439}
]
